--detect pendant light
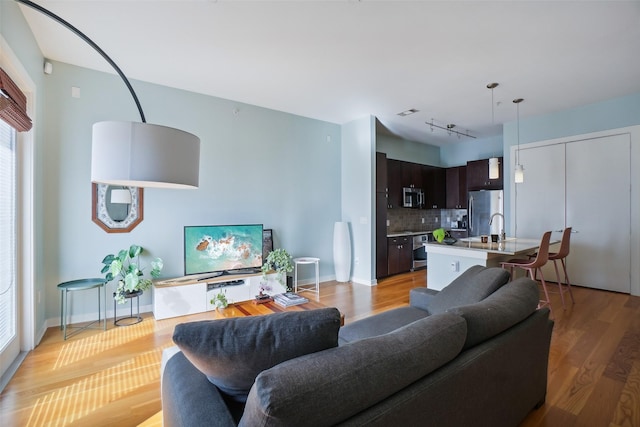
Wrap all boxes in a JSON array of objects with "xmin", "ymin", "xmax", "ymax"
[
  {"xmin": 487, "ymin": 83, "xmax": 500, "ymax": 179},
  {"xmin": 513, "ymin": 98, "xmax": 524, "ymax": 184},
  {"xmin": 488, "ymin": 157, "xmax": 500, "ymax": 180}
]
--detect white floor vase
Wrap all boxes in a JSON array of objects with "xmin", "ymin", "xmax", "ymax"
[{"xmin": 333, "ymin": 222, "xmax": 351, "ymax": 282}]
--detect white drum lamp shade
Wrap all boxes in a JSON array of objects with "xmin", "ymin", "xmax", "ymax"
[
  {"xmin": 333, "ymin": 222, "xmax": 351, "ymax": 282},
  {"xmin": 91, "ymin": 121, "xmax": 200, "ymax": 189}
]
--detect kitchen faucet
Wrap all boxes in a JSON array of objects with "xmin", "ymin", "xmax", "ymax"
[{"xmin": 488, "ymin": 213, "xmax": 506, "ymax": 242}]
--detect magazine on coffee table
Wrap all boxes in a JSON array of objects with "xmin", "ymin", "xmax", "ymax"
[{"xmin": 273, "ymin": 292, "xmax": 309, "ymax": 307}]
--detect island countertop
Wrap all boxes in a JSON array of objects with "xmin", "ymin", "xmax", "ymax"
[
  {"xmin": 423, "ymin": 237, "xmax": 559, "ymax": 290},
  {"xmin": 424, "ymin": 237, "xmax": 558, "ymax": 257}
]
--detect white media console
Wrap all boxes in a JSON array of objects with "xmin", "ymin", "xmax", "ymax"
[{"xmin": 153, "ymin": 271, "xmax": 285, "ymax": 320}]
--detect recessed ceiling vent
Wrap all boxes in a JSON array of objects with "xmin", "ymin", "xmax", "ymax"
[{"xmin": 397, "ymin": 109, "xmax": 419, "ymax": 117}]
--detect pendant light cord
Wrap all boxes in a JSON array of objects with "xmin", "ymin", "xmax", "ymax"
[
  {"xmin": 516, "ymin": 102, "xmax": 520, "ymax": 165},
  {"xmin": 15, "ymin": 0, "xmax": 146, "ymax": 123},
  {"xmin": 513, "ymin": 98, "xmax": 524, "ymax": 166}
]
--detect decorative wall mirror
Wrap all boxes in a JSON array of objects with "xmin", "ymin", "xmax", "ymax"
[{"xmin": 92, "ymin": 183, "xmax": 143, "ymax": 233}]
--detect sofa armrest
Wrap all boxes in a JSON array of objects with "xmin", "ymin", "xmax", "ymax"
[
  {"xmin": 410, "ymin": 287, "xmax": 439, "ymax": 311},
  {"xmin": 162, "ymin": 350, "xmax": 237, "ymax": 427}
]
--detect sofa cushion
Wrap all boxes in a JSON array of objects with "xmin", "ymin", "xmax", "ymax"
[
  {"xmin": 239, "ymin": 312, "xmax": 467, "ymax": 427},
  {"xmin": 448, "ymin": 277, "xmax": 540, "ymax": 349},
  {"xmin": 172, "ymin": 307, "xmax": 342, "ymax": 402},
  {"xmin": 424, "ymin": 265, "xmax": 511, "ymax": 315},
  {"xmin": 338, "ymin": 306, "xmax": 430, "ymax": 344}
]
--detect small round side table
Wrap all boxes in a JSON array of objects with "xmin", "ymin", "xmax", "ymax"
[
  {"xmin": 114, "ymin": 289, "xmax": 143, "ymax": 326},
  {"xmin": 293, "ymin": 257, "xmax": 320, "ymax": 295},
  {"xmin": 58, "ymin": 278, "xmax": 107, "ymax": 340}
]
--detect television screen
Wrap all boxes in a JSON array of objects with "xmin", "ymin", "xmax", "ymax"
[{"xmin": 184, "ymin": 224, "xmax": 264, "ymax": 276}]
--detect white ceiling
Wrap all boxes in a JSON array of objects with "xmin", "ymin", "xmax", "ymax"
[{"xmin": 17, "ymin": 0, "xmax": 640, "ymax": 145}]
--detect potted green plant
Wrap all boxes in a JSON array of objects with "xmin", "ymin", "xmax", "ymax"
[
  {"xmin": 261, "ymin": 248, "xmax": 294, "ymax": 290},
  {"xmin": 210, "ymin": 289, "xmax": 229, "ymax": 310},
  {"xmin": 101, "ymin": 244, "xmax": 163, "ymax": 304}
]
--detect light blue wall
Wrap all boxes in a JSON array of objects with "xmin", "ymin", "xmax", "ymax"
[
  {"xmin": 39, "ymin": 61, "xmax": 342, "ymax": 322},
  {"xmin": 502, "ymin": 92, "xmax": 640, "ymax": 231},
  {"xmin": 376, "ymin": 132, "xmax": 441, "ymax": 166},
  {"xmin": 440, "ymin": 135, "xmax": 503, "ymax": 167},
  {"xmin": 1, "ymin": 0, "xmax": 47, "ymax": 339},
  {"xmin": 341, "ymin": 116, "xmax": 376, "ymax": 285}
]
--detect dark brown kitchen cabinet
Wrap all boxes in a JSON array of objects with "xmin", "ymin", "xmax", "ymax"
[
  {"xmin": 423, "ymin": 166, "xmax": 446, "ymax": 209},
  {"xmin": 401, "ymin": 162, "xmax": 422, "ymax": 189},
  {"xmin": 466, "ymin": 158, "xmax": 503, "ymax": 190},
  {"xmin": 376, "ymin": 194, "xmax": 388, "ymax": 278},
  {"xmin": 376, "ymin": 152, "xmax": 387, "ymax": 193},
  {"xmin": 446, "ymin": 166, "xmax": 467, "ymax": 209},
  {"xmin": 387, "ymin": 236, "xmax": 412, "ymax": 275},
  {"xmin": 386, "ymin": 159, "xmax": 402, "ymax": 209}
]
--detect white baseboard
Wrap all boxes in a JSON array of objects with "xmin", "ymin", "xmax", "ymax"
[
  {"xmin": 46, "ymin": 303, "xmax": 154, "ymax": 329},
  {"xmin": 351, "ymin": 277, "xmax": 377, "ymax": 286}
]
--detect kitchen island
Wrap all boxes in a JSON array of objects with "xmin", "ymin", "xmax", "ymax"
[{"xmin": 425, "ymin": 237, "xmax": 559, "ymax": 290}]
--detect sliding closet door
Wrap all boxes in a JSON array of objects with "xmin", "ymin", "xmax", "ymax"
[
  {"xmin": 514, "ymin": 143, "xmax": 565, "ymax": 238},
  {"xmin": 565, "ymin": 134, "xmax": 631, "ymax": 292},
  {"xmin": 514, "ymin": 143, "xmax": 565, "ymax": 280}
]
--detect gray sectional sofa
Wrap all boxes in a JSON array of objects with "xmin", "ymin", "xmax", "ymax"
[{"xmin": 161, "ymin": 265, "xmax": 553, "ymax": 427}]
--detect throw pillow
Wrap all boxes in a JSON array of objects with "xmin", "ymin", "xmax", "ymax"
[{"xmin": 172, "ymin": 307, "xmax": 341, "ymax": 402}]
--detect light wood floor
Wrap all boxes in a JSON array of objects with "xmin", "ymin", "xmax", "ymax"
[{"xmin": 1, "ymin": 271, "xmax": 638, "ymax": 426}]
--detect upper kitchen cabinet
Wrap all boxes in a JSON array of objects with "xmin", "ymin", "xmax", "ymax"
[
  {"xmin": 386, "ymin": 159, "xmax": 402, "ymax": 209},
  {"xmin": 446, "ymin": 166, "xmax": 467, "ymax": 209},
  {"xmin": 376, "ymin": 152, "xmax": 388, "ymax": 193},
  {"xmin": 423, "ymin": 166, "xmax": 446, "ymax": 209},
  {"xmin": 401, "ymin": 161, "xmax": 422, "ymax": 189},
  {"xmin": 466, "ymin": 157, "xmax": 503, "ymax": 190}
]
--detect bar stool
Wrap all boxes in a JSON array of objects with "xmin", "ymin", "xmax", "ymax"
[
  {"xmin": 548, "ymin": 227, "xmax": 575, "ymax": 308},
  {"xmin": 293, "ymin": 257, "xmax": 320, "ymax": 295},
  {"xmin": 501, "ymin": 231, "xmax": 553, "ymax": 311},
  {"xmin": 530, "ymin": 227, "xmax": 575, "ymax": 309}
]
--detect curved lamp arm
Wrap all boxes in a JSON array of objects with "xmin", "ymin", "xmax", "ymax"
[{"xmin": 15, "ymin": 0, "xmax": 146, "ymax": 123}]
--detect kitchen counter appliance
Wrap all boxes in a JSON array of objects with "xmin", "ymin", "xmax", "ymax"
[
  {"xmin": 412, "ymin": 234, "xmax": 429, "ymax": 270},
  {"xmin": 403, "ymin": 187, "xmax": 424, "ymax": 208}
]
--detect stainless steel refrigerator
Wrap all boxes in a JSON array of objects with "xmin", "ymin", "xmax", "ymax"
[{"xmin": 468, "ymin": 189, "xmax": 504, "ymax": 237}]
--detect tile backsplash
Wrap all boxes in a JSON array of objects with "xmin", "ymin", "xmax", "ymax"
[{"xmin": 387, "ymin": 208, "xmax": 467, "ymax": 234}]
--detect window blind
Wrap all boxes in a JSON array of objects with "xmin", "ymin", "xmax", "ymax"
[
  {"xmin": 0, "ymin": 120, "xmax": 16, "ymax": 351},
  {"xmin": 0, "ymin": 68, "xmax": 32, "ymax": 132}
]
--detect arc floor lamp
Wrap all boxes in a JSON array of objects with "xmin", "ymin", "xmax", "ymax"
[{"xmin": 15, "ymin": 0, "xmax": 201, "ymax": 189}]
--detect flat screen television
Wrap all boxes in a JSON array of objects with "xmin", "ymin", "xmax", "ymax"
[{"xmin": 184, "ymin": 224, "xmax": 264, "ymax": 277}]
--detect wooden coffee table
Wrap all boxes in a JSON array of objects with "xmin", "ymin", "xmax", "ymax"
[{"xmin": 209, "ymin": 298, "xmax": 344, "ymax": 325}]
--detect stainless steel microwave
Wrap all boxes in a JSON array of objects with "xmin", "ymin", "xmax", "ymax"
[{"xmin": 403, "ymin": 187, "xmax": 424, "ymax": 208}]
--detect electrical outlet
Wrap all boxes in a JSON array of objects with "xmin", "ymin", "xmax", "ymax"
[
  {"xmin": 435, "ymin": 217, "xmax": 439, "ymax": 223},
  {"xmin": 421, "ymin": 218, "xmax": 425, "ymax": 224},
  {"xmin": 355, "ymin": 257, "xmax": 360, "ymax": 265},
  {"xmin": 450, "ymin": 261, "xmax": 459, "ymax": 272},
  {"xmin": 386, "ymin": 220, "xmax": 390, "ymax": 227}
]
